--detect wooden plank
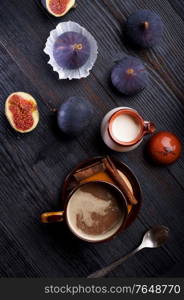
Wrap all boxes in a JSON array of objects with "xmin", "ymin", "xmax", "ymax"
[{"xmin": 168, "ymin": 0, "xmax": 184, "ymax": 21}]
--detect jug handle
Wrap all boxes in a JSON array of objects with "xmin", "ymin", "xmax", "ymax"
[{"xmin": 143, "ymin": 121, "xmax": 156, "ymax": 135}]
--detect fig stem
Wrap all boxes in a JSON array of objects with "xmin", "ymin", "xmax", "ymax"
[
  {"xmin": 141, "ymin": 21, "xmax": 149, "ymax": 30},
  {"xmin": 73, "ymin": 43, "xmax": 83, "ymax": 50},
  {"xmin": 126, "ymin": 68, "xmax": 135, "ymax": 76}
]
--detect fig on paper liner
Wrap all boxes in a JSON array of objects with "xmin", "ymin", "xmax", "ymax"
[
  {"xmin": 44, "ymin": 21, "xmax": 98, "ymax": 80},
  {"xmin": 5, "ymin": 92, "xmax": 39, "ymax": 133}
]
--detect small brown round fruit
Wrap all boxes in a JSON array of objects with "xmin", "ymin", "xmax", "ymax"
[
  {"xmin": 41, "ymin": 0, "xmax": 75, "ymax": 17},
  {"xmin": 147, "ymin": 131, "xmax": 182, "ymax": 165},
  {"xmin": 5, "ymin": 92, "xmax": 39, "ymax": 133}
]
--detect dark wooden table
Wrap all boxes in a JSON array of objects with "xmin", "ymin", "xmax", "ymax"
[{"xmin": 0, "ymin": 0, "xmax": 184, "ymax": 278}]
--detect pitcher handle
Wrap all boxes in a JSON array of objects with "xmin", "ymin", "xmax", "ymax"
[{"xmin": 143, "ymin": 121, "xmax": 156, "ymax": 135}]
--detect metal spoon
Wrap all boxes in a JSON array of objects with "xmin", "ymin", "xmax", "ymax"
[{"xmin": 88, "ymin": 225, "xmax": 169, "ymax": 278}]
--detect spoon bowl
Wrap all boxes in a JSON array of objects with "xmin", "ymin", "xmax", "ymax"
[{"xmin": 141, "ymin": 225, "xmax": 169, "ymax": 249}]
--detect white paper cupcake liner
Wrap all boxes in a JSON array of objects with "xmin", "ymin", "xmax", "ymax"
[{"xmin": 44, "ymin": 21, "xmax": 98, "ymax": 80}]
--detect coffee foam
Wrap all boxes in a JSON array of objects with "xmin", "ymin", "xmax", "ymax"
[{"xmin": 66, "ymin": 184, "xmax": 125, "ymax": 241}]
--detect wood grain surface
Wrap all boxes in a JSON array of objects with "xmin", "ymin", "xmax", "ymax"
[{"xmin": 0, "ymin": 0, "xmax": 183, "ymax": 277}]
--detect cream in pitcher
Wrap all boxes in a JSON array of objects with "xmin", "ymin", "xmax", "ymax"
[{"xmin": 101, "ymin": 107, "xmax": 156, "ymax": 152}]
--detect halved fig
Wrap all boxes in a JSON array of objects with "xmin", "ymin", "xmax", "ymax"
[
  {"xmin": 5, "ymin": 92, "xmax": 39, "ymax": 133},
  {"xmin": 41, "ymin": 0, "xmax": 76, "ymax": 17}
]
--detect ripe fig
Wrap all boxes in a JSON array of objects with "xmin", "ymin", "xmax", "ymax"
[
  {"xmin": 111, "ymin": 56, "xmax": 149, "ymax": 95},
  {"xmin": 126, "ymin": 10, "xmax": 164, "ymax": 48},
  {"xmin": 53, "ymin": 32, "xmax": 90, "ymax": 70},
  {"xmin": 57, "ymin": 96, "xmax": 94, "ymax": 136},
  {"xmin": 5, "ymin": 92, "xmax": 39, "ymax": 133},
  {"xmin": 41, "ymin": 0, "xmax": 75, "ymax": 17}
]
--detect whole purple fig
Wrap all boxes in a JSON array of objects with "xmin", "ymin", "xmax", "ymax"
[
  {"xmin": 53, "ymin": 32, "xmax": 90, "ymax": 70},
  {"xmin": 57, "ymin": 96, "xmax": 94, "ymax": 136},
  {"xmin": 126, "ymin": 10, "xmax": 164, "ymax": 48},
  {"xmin": 111, "ymin": 56, "xmax": 149, "ymax": 95}
]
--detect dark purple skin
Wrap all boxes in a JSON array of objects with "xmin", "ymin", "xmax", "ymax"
[
  {"xmin": 57, "ymin": 96, "xmax": 94, "ymax": 136},
  {"xmin": 126, "ymin": 10, "xmax": 164, "ymax": 48},
  {"xmin": 53, "ymin": 32, "xmax": 90, "ymax": 70},
  {"xmin": 111, "ymin": 56, "xmax": 149, "ymax": 95},
  {"xmin": 41, "ymin": 0, "xmax": 47, "ymax": 10}
]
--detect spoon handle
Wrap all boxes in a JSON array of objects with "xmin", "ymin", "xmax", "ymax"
[{"xmin": 87, "ymin": 246, "xmax": 142, "ymax": 278}]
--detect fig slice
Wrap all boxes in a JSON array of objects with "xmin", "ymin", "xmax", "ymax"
[
  {"xmin": 41, "ymin": 0, "xmax": 76, "ymax": 17},
  {"xmin": 5, "ymin": 92, "xmax": 39, "ymax": 133}
]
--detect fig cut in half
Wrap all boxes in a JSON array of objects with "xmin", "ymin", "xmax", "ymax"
[
  {"xmin": 41, "ymin": 0, "xmax": 76, "ymax": 17},
  {"xmin": 5, "ymin": 92, "xmax": 39, "ymax": 133}
]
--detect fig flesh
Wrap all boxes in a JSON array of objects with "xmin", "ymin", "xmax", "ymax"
[
  {"xmin": 111, "ymin": 56, "xmax": 149, "ymax": 95},
  {"xmin": 5, "ymin": 92, "xmax": 39, "ymax": 133},
  {"xmin": 41, "ymin": 0, "xmax": 75, "ymax": 17},
  {"xmin": 126, "ymin": 10, "xmax": 164, "ymax": 48},
  {"xmin": 53, "ymin": 31, "xmax": 90, "ymax": 70},
  {"xmin": 57, "ymin": 96, "xmax": 94, "ymax": 136}
]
